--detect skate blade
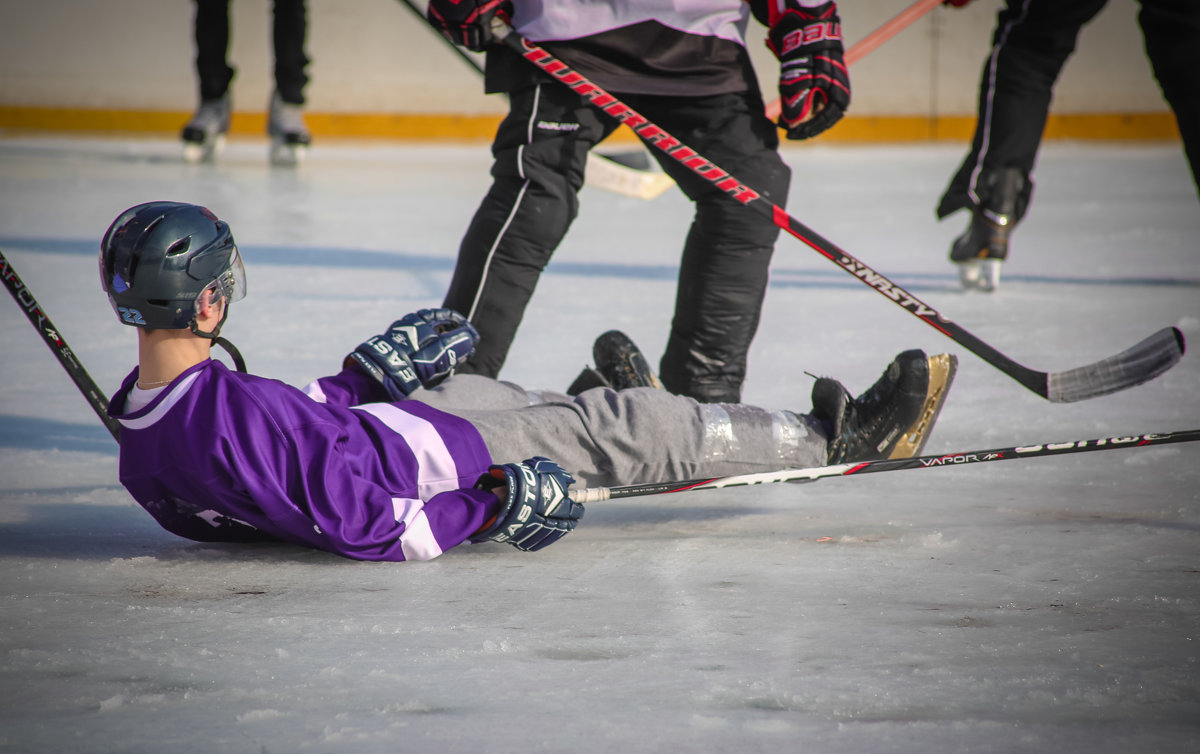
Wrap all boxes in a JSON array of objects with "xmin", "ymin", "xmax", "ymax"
[
  {"xmin": 957, "ymin": 259, "xmax": 1003, "ymax": 292},
  {"xmin": 888, "ymin": 353, "xmax": 958, "ymax": 459},
  {"xmin": 182, "ymin": 135, "xmax": 224, "ymax": 165},
  {"xmin": 269, "ymin": 140, "xmax": 307, "ymax": 167}
]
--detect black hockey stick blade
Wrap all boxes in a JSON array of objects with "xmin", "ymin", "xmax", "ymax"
[
  {"xmin": 499, "ymin": 28, "xmax": 1187, "ymax": 402},
  {"xmin": 1, "ymin": 248, "xmax": 121, "ymax": 441},
  {"xmin": 778, "ymin": 220, "xmax": 1188, "ymax": 403},
  {"xmin": 1045, "ymin": 326, "xmax": 1184, "ymax": 403},
  {"xmin": 572, "ymin": 428, "xmax": 1200, "ymax": 502}
]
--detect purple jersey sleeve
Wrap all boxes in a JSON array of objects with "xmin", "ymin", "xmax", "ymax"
[{"xmin": 300, "ymin": 365, "xmax": 387, "ymax": 407}]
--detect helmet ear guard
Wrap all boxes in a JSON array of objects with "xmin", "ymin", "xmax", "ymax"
[
  {"xmin": 189, "ymin": 279, "xmax": 247, "ymax": 371},
  {"xmin": 188, "ymin": 284, "xmax": 229, "ymax": 340},
  {"xmin": 186, "ymin": 248, "xmax": 246, "ymax": 340}
]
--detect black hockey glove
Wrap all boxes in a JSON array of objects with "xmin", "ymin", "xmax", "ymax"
[
  {"xmin": 347, "ymin": 308, "xmax": 479, "ymax": 399},
  {"xmin": 427, "ymin": 0, "xmax": 513, "ymax": 52},
  {"xmin": 472, "ymin": 457, "xmax": 584, "ymax": 552},
  {"xmin": 766, "ymin": 0, "xmax": 851, "ymax": 140}
]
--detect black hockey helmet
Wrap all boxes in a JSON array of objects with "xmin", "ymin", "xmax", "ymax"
[{"xmin": 99, "ymin": 201, "xmax": 245, "ymax": 333}]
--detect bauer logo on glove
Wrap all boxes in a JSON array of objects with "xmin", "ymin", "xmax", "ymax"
[
  {"xmin": 778, "ymin": 18, "xmax": 841, "ymax": 55},
  {"xmin": 763, "ymin": 0, "xmax": 851, "ymax": 141}
]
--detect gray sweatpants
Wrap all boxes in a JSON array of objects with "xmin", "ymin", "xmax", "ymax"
[{"xmin": 409, "ymin": 376, "xmax": 830, "ymax": 488}]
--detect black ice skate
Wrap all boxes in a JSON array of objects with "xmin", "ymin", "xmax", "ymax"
[
  {"xmin": 949, "ymin": 166, "xmax": 1028, "ymax": 292},
  {"xmin": 811, "ymin": 350, "xmax": 957, "ymax": 464},
  {"xmin": 267, "ymin": 90, "xmax": 311, "ymax": 166},
  {"xmin": 181, "ymin": 94, "xmax": 230, "ymax": 164},
  {"xmin": 567, "ymin": 330, "xmax": 662, "ymax": 395}
]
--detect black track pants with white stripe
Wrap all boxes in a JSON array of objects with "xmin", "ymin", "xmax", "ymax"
[
  {"xmin": 937, "ymin": 0, "xmax": 1200, "ymax": 219},
  {"xmin": 442, "ymin": 81, "xmax": 790, "ymax": 403}
]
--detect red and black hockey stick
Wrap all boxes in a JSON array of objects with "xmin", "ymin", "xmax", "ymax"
[
  {"xmin": 497, "ymin": 26, "xmax": 1186, "ymax": 403},
  {"xmin": 1, "ymin": 248, "xmax": 120, "ymax": 441},
  {"xmin": 572, "ymin": 428, "xmax": 1200, "ymax": 502}
]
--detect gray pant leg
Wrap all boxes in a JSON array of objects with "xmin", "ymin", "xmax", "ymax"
[
  {"xmin": 410, "ymin": 374, "xmax": 546, "ymax": 411},
  {"xmin": 412, "ymin": 376, "xmax": 829, "ymax": 488}
]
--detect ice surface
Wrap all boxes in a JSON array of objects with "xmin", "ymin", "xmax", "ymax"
[{"xmin": 1, "ymin": 136, "xmax": 1198, "ymax": 753}]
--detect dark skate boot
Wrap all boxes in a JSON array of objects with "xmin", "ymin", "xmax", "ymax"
[
  {"xmin": 811, "ymin": 350, "xmax": 957, "ymax": 464},
  {"xmin": 567, "ymin": 330, "xmax": 662, "ymax": 395},
  {"xmin": 267, "ymin": 90, "xmax": 311, "ymax": 166},
  {"xmin": 181, "ymin": 93, "xmax": 231, "ymax": 164},
  {"xmin": 949, "ymin": 166, "xmax": 1029, "ymax": 292}
]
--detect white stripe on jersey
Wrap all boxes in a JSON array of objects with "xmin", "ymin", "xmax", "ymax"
[
  {"xmin": 392, "ymin": 497, "xmax": 443, "ymax": 561},
  {"xmin": 301, "ymin": 379, "xmax": 328, "ymax": 403},
  {"xmin": 352, "ymin": 403, "xmax": 463, "ymax": 501},
  {"xmin": 117, "ymin": 371, "xmax": 204, "ymax": 431}
]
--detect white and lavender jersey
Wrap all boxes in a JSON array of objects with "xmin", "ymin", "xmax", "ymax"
[
  {"xmin": 486, "ymin": 0, "xmax": 757, "ymax": 96},
  {"xmin": 108, "ymin": 360, "xmax": 498, "ymax": 562},
  {"xmin": 512, "ymin": 0, "xmax": 753, "ymax": 46},
  {"xmin": 485, "ymin": 0, "xmax": 831, "ymax": 96}
]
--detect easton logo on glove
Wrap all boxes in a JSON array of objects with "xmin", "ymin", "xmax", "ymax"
[
  {"xmin": 498, "ymin": 463, "xmax": 562, "ymax": 539},
  {"xmin": 347, "ymin": 308, "xmax": 479, "ymax": 399},
  {"xmin": 472, "ymin": 457, "xmax": 583, "ymax": 552}
]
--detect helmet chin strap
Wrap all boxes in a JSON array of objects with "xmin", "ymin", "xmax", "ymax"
[
  {"xmin": 189, "ymin": 305, "xmax": 247, "ymax": 373},
  {"xmin": 214, "ymin": 337, "xmax": 247, "ymax": 373}
]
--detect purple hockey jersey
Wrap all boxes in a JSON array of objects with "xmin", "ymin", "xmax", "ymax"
[{"xmin": 107, "ymin": 360, "xmax": 500, "ymax": 561}]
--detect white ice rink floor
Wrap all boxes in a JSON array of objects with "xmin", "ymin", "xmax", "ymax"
[{"xmin": 1, "ymin": 135, "xmax": 1198, "ymax": 753}]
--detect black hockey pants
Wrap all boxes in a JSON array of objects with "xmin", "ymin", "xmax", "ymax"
[
  {"xmin": 193, "ymin": 0, "xmax": 310, "ymax": 105},
  {"xmin": 442, "ymin": 82, "xmax": 790, "ymax": 403},
  {"xmin": 938, "ymin": 0, "xmax": 1200, "ymax": 219}
]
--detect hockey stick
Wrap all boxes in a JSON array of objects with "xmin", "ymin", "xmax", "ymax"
[
  {"xmin": 498, "ymin": 27, "xmax": 1186, "ymax": 403},
  {"xmin": 572, "ymin": 428, "xmax": 1200, "ymax": 502},
  {"xmin": 1, "ymin": 248, "xmax": 121, "ymax": 441},
  {"xmin": 395, "ymin": 0, "xmax": 675, "ymax": 200},
  {"xmin": 765, "ymin": 0, "xmax": 945, "ymax": 121}
]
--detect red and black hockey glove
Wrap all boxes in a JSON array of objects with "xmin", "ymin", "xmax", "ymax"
[
  {"xmin": 427, "ymin": 0, "xmax": 513, "ymax": 52},
  {"xmin": 472, "ymin": 457, "xmax": 583, "ymax": 552},
  {"xmin": 766, "ymin": 0, "xmax": 851, "ymax": 140},
  {"xmin": 347, "ymin": 308, "xmax": 479, "ymax": 399}
]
